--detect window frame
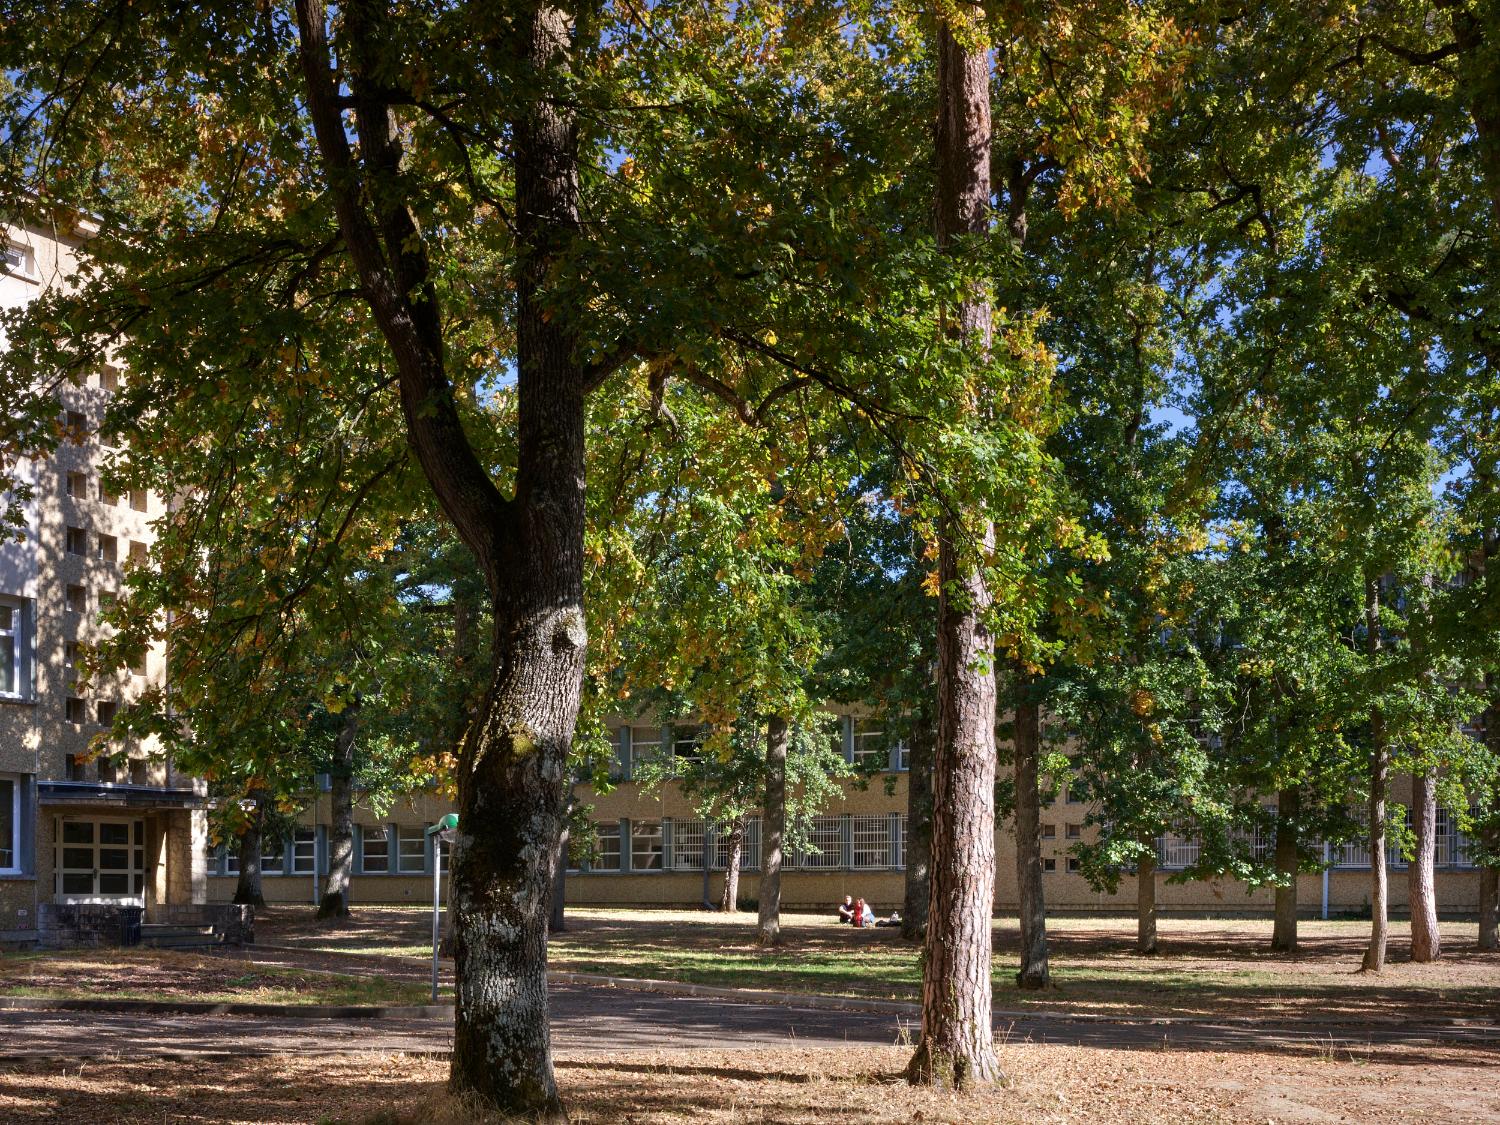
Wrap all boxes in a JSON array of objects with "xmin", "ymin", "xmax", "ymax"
[
  {"xmin": 0, "ymin": 777, "xmax": 20, "ymax": 874},
  {"xmin": 360, "ymin": 825, "xmax": 390, "ymax": 874},
  {"xmin": 0, "ymin": 598, "xmax": 31, "ymax": 702},
  {"xmin": 397, "ymin": 825, "xmax": 427, "ymax": 874}
]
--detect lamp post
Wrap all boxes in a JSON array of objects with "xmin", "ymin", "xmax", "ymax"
[{"xmin": 425, "ymin": 813, "xmax": 459, "ymax": 1004}]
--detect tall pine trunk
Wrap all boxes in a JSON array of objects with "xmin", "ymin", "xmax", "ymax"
[
  {"xmin": 1408, "ymin": 768, "xmax": 1441, "ymax": 962},
  {"xmin": 1013, "ymin": 667, "xmax": 1049, "ymax": 988},
  {"xmin": 720, "ymin": 818, "xmax": 744, "ymax": 913},
  {"xmin": 907, "ymin": 13, "xmax": 1001, "ymax": 1089},
  {"xmin": 901, "ymin": 702, "xmax": 935, "ymax": 942},
  {"xmin": 1137, "ymin": 846, "xmax": 1158, "ymax": 955},
  {"xmin": 318, "ymin": 707, "xmax": 358, "ymax": 920},
  {"xmin": 757, "ymin": 716, "xmax": 789, "ymax": 946},
  {"xmin": 1362, "ymin": 577, "xmax": 1389, "ymax": 973},
  {"xmin": 1271, "ymin": 786, "xmax": 1299, "ymax": 953}
]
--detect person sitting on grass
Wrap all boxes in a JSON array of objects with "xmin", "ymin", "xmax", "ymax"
[
  {"xmin": 837, "ymin": 895, "xmax": 855, "ymax": 924},
  {"xmin": 851, "ymin": 897, "xmax": 875, "ymax": 927}
]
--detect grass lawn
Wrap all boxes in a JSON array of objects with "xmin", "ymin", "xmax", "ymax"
[
  {"xmin": 256, "ymin": 906, "xmax": 1500, "ymax": 1024},
  {"xmin": 2, "ymin": 1041, "xmax": 1495, "ymax": 1123},
  {"xmin": 0, "ymin": 948, "xmax": 433, "ymax": 1007}
]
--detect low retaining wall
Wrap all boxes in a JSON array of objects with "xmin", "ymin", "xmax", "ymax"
[{"xmin": 37, "ymin": 904, "xmax": 142, "ymax": 948}]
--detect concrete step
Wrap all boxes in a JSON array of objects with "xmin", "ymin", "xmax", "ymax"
[{"xmin": 138, "ymin": 924, "xmax": 223, "ymax": 949}]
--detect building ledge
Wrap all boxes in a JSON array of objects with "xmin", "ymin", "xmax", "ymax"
[{"xmin": 38, "ymin": 780, "xmax": 203, "ymax": 810}]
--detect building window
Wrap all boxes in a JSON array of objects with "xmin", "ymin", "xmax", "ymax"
[
  {"xmin": 2, "ymin": 242, "xmax": 35, "ymax": 279},
  {"xmin": 65, "ymin": 585, "xmax": 86, "ymax": 614},
  {"xmin": 361, "ymin": 826, "xmax": 389, "ymax": 873},
  {"xmin": 1066, "ymin": 857, "xmax": 1081, "ymax": 873},
  {"xmin": 398, "ymin": 826, "xmax": 426, "ymax": 873},
  {"xmin": 631, "ymin": 820, "xmax": 663, "ymax": 871},
  {"xmin": 895, "ymin": 814, "xmax": 907, "ymax": 868},
  {"xmin": 97, "ymin": 756, "xmax": 118, "ymax": 784},
  {"xmin": 65, "ymin": 697, "xmax": 87, "ymax": 723},
  {"xmin": 65, "ymin": 527, "xmax": 87, "ymax": 555},
  {"xmin": 1042, "ymin": 857, "xmax": 1057, "ymax": 872},
  {"xmin": 0, "ymin": 601, "xmax": 29, "ymax": 699},
  {"xmin": 129, "ymin": 489, "xmax": 148, "ymax": 513},
  {"xmin": 851, "ymin": 815, "xmax": 891, "ymax": 869},
  {"xmin": 629, "ymin": 726, "xmax": 661, "ymax": 773},
  {"xmin": 95, "ymin": 534, "xmax": 118, "ymax": 564},
  {"xmin": 96, "ymin": 700, "xmax": 117, "ymax": 726},
  {"xmin": 1065, "ymin": 823, "xmax": 1082, "ymax": 840},
  {"xmin": 129, "ymin": 758, "xmax": 149, "ymax": 785},
  {"xmin": 127, "ymin": 541, "xmax": 148, "ymax": 567},
  {"xmin": 127, "ymin": 647, "xmax": 148, "ymax": 677},
  {"xmin": 0, "ymin": 777, "xmax": 19, "ymax": 873},
  {"xmin": 894, "ymin": 736, "xmax": 911, "ymax": 772},
  {"xmin": 1041, "ymin": 824, "xmax": 1057, "ymax": 839},
  {"xmin": 591, "ymin": 821, "xmax": 621, "ymax": 872},
  {"xmin": 291, "ymin": 828, "xmax": 316, "ymax": 875},
  {"xmin": 716, "ymin": 817, "xmax": 762, "ymax": 872},
  {"xmin": 57, "ymin": 819, "xmax": 145, "ymax": 898},
  {"xmin": 64, "ymin": 410, "xmax": 88, "ymax": 441},
  {"xmin": 65, "ymin": 472, "xmax": 89, "ymax": 499},
  {"xmin": 669, "ymin": 818, "xmax": 706, "ymax": 871},
  {"xmin": 851, "ymin": 720, "xmax": 888, "ymax": 769},
  {"xmin": 261, "ymin": 836, "xmax": 285, "ymax": 876},
  {"xmin": 672, "ymin": 727, "xmax": 703, "ymax": 765},
  {"xmin": 100, "ymin": 484, "xmax": 119, "ymax": 506},
  {"xmin": 793, "ymin": 816, "xmax": 844, "ymax": 870},
  {"xmin": 98, "ymin": 369, "xmax": 120, "ymax": 393},
  {"xmin": 65, "ymin": 754, "xmax": 87, "ymax": 781}
]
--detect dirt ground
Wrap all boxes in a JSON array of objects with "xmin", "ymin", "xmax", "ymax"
[
  {"xmin": 2, "ymin": 1042, "xmax": 1496, "ymax": 1124},
  {"xmin": 258, "ymin": 906, "xmax": 1500, "ymax": 1023},
  {"xmin": 0, "ymin": 948, "xmax": 428, "ymax": 1006}
]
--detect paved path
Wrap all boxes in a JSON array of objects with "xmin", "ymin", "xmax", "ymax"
[{"xmin": 3, "ymin": 981, "xmax": 1498, "ymax": 1062}]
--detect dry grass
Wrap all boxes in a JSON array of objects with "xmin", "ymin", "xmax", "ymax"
[
  {"xmin": 258, "ymin": 906, "xmax": 1500, "ymax": 1023},
  {"xmin": 2, "ymin": 1042, "xmax": 1497, "ymax": 1124}
]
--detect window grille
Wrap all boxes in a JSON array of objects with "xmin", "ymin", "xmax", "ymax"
[
  {"xmin": 792, "ymin": 815, "xmax": 843, "ymax": 869},
  {"xmin": 851, "ymin": 815, "xmax": 891, "ymax": 870}
]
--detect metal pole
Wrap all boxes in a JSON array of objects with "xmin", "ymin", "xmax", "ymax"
[
  {"xmin": 432, "ymin": 838, "xmax": 441, "ymax": 1004},
  {"xmin": 1321, "ymin": 841, "xmax": 1330, "ymax": 920}
]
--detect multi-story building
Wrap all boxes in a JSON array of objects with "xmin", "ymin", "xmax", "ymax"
[
  {"xmin": 1, "ymin": 218, "xmax": 206, "ymax": 944},
  {"xmin": 210, "ymin": 713, "xmax": 1487, "ymax": 919}
]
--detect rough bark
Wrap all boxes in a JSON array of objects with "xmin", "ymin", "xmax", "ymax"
[
  {"xmin": 294, "ymin": 2, "xmax": 588, "ymax": 1115},
  {"xmin": 1271, "ymin": 786, "xmax": 1300, "ymax": 953},
  {"xmin": 232, "ymin": 802, "xmax": 266, "ymax": 909},
  {"xmin": 1137, "ymin": 847, "xmax": 1158, "ymax": 955},
  {"xmin": 1013, "ymin": 667, "xmax": 1049, "ymax": 988},
  {"xmin": 756, "ymin": 716, "xmax": 789, "ymax": 946},
  {"xmin": 1362, "ymin": 577, "xmax": 1389, "ymax": 974},
  {"xmin": 1408, "ymin": 767, "xmax": 1441, "ymax": 962},
  {"xmin": 901, "ymin": 701, "xmax": 935, "ymax": 942},
  {"xmin": 720, "ymin": 818, "xmax": 744, "ymax": 913},
  {"xmin": 318, "ymin": 709, "xmax": 358, "ymax": 920},
  {"xmin": 907, "ymin": 13, "xmax": 1001, "ymax": 1089}
]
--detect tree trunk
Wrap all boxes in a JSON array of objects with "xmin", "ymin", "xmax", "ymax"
[
  {"xmin": 1481, "ymin": 693, "xmax": 1499, "ymax": 952},
  {"xmin": 757, "ymin": 716, "xmax": 790, "ymax": 946},
  {"xmin": 1408, "ymin": 768, "xmax": 1441, "ymax": 962},
  {"xmin": 549, "ymin": 817, "xmax": 569, "ymax": 935},
  {"xmin": 296, "ymin": 2, "xmax": 586, "ymax": 1114},
  {"xmin": 1137, "ymin": 846, "xmax": 1158, "ymax": 955},
  {"xmin": 1013, "ymin": 668, "xmax": 1049, "ymax": 989},
  {"xmin": 700, "ymin": 821, "xmax": 716, "ymax": 909},
  {"xmin": 1271, "ymin": 786, "xmax": 1299, "ymax": 953},
  {"xmin": 901, "ymin": 701, "xmax": 935, "ymax": 942},
  {"xmin": 907, "ymin": 12, "xmax": 1001, "ymax": 1090},
  {"xmin": 1362, "ymin": 578, "xmax": 1389, "ymax": 974},
  {"xmin": 1481, "ymin": 865, "xmax": 1499, "ymax": 952},
  {"xmin": 720, "ymin": 818, "xmax": 744, "ymax": 913},
  {"xmin": 232, "ymin": 802, "xmax": 266, "ymax": 909},
  {"xmin": 318, "ymin": 709, "xmax": 358, "ymax": 920}
]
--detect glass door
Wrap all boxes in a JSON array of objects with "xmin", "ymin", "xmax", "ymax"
[{"xmin": 56, "ymin": 818, "xmax": 145, "ymax": 902}]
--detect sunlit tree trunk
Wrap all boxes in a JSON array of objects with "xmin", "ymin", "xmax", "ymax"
[
  {"xmin": 1271, "ymin": 786, "xmax": 1299, "ymax": 953},
  {"xmin": 907, "ymin": 11, "xmax": 1001, "ymax": 1088},
  {"xmin": 1362, "ymin": 576, "xmax": 1389, "ymax": 974},
  {"xmin": 1408, "ymin": 767, "xmax": 1441, "ymax": 962},
  {"xmin": 233, "ymin": 796, "xmax": 266, "ymax": 909},
  {"xmin": 720, "ymin": 818, "xmax": 744, "ymax": 913},
  {"xmin": 757, "ymin": 716, "xmax": 789, "ymax": 946},
  {"xmin": 1137, "ymin": 846, "xmax": 1158, "ymax": 955}
]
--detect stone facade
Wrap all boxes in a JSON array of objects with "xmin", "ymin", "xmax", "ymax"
[{"xmin": 1, "ymin": 217, "xmax": 208, "ymax": 943}]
